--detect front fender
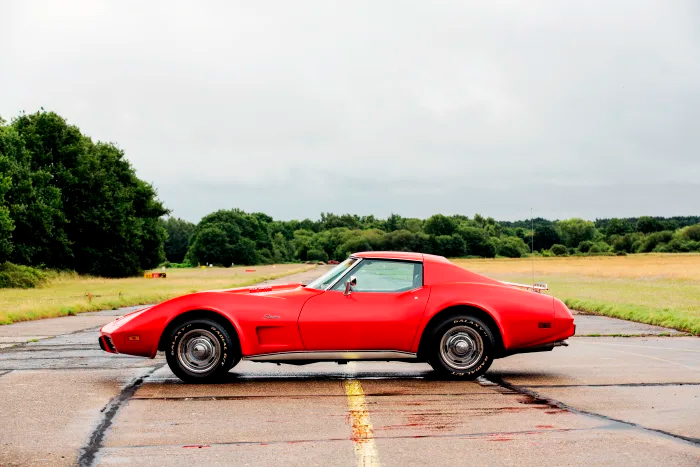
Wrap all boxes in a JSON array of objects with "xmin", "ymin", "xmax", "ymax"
[{"xmin": 101, "ymin": 286, "xmax": 322, "ymax": 358}]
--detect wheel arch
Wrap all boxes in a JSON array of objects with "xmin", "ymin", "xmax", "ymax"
[
  {"xmin": 417, "ymin": 305, "xmax": 505, "ymax": 359},
  {"xmin": 157, "ymin": 309, "xmax": 241, "ymax": 353}
]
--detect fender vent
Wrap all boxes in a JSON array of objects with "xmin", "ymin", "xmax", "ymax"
[{"xmin": 538, "ymin": 322, "xmax": 552, "ymax": 329}]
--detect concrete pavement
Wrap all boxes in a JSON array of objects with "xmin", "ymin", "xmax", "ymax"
[{"xmin": 0, "ymin": 267, "xmax": 698, "ymax": 466}]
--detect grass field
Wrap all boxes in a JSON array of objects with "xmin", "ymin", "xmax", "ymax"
[
  {"xmin": 453, "ymin": 254, "xmax": 700, "ymax": 335},
  {"xmin": 0, "ymin": 264, "xmax": 315, "ymax": 325}
]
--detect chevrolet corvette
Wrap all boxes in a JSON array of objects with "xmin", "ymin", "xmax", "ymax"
[{"xmin": 99, "ymin": 252, "xmax": 575, "ymax": 382}]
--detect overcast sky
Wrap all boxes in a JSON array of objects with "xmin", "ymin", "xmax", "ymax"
[{"xmin": 2, "ymin": 1, "xmax": 699, "ymax": 222}]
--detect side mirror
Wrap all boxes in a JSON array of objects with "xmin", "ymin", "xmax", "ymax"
[{"xmin": 343, "ymin": 276, "xmax": 357, "ymax": 296}]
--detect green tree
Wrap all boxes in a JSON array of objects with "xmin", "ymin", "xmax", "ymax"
[
  {"xmin": 188, "ymin": 225, "xmax": 233, "ymax": 265},
  {"xmin": 556, "ymin": 218, "xmax": 596, "ymax": 248},
  {"xmin": 272, "ymin": 232, "xmax": 292, "ymax": 262},
  {"xmin": 604, "ymin": 218, "xmax": 631, "ymax": 237},
  {"xmin": 0, "ymin": 123, "xmax": 67, "ymax": 266},
  {"xmin": 430, "ymin": 234, "xmax": 466, "ymax": 257},
  {"xmin": 162, "ymin": 217, "xmax": 195, "ymax": 263},
  {"xmin": 424, "ymin": 214, "xmax": 457, "ymax": 236},
  {"xmin": 9, "ymin": 111, "xmax": 167, "ymax": 276},
  {"xmin": 0, "ymin": 170, "xmax": 14, "ymax": 261},
  {"xmin": 636, "ymin": 216, "xmax": 662, "ymax": 234},
  {"xmin": 382, "ymin": 229, "xmax": 419, "ymax": 252},
  {"xmin": 187, "ymin": 209, "xmax": 270, "ymax": 266},
  {"xmin": 533, "ymin": 224, "xmax": 561, "ymax": 251},
  {"xmin": 455, "ymin": 225, "xmax": 496, "ymax": 257}
]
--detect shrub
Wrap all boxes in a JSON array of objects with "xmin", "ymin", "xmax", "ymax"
[
  {"xmin": 653, "ymin": 239, "xmax": 700, "ymax": 253},
  {"xmin": 588, "ymin": 241, "xmax": 611, "ymax": 254},
  {"xmin": 550, "ymin": 244, "xmax": 568, "ymax": 256},
  {"xmin": 497, "ymin": 236, "xmax": 529, "ymax": 258},
  {"xmin": 678, "ymin": 224, "xmax": 700, "ymax": 242},
  {"xmin": 638, "ymin": 231, "xmax": 674, "ymax": 253},
  {"xmin": 578, "ymin": 240, "xmax": 594, "ymax": 253},
  {"xmin": 306, "ymin": 248, "xmax": 329, "ymax": 262},
  {"xmin": 0, "ymin": 262, "xmax": 47, "ymax": 288},
  {"xmin": 611, "ymin": 233, "xmax": 642, "ymax": 253}
]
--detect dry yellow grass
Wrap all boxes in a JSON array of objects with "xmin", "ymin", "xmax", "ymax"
[
  {"xmin": 0, "ymin": 264, "xmax": 314, "ymax": 325},
  {"xmin": 453, "ymin": 254, "xmax": 700, "ymax": 335}
]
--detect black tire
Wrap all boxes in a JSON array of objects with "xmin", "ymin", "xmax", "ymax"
[
  {"xmin": 427, "ymin": 315, "xmax": 494, "ymax": 379},
  {"xmin": 165, "ymin": 318, "xmax": 239, "ymax": 383}
]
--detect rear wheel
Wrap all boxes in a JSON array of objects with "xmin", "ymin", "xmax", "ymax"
[
  {"xmin": 427, "ymin": 315, "xmax": 494, "ymax": 379},
  {"xmin": 165, "ymin": 318, "xmax": 239, "ymax": 383}
]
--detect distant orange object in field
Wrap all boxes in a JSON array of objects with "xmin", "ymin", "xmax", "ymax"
[
  {"xmin": 245, "ymin": 269, "xmax": 256, "ymax": 272},
  {"xmin": 144, "ymin": 272, "xmax": 167, "ymax": 279}
]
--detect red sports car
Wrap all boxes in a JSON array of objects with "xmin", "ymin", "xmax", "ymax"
[{"xmin": 100, "ymin": 252, "xmax": 575, "ymax": 382}]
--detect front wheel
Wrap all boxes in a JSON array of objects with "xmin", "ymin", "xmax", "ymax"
[
  {"xmin": 165, "ymin": 318, "xmax": 239, "ymax": 383},
  {"xmin": 427, "ymin": 315, "xmax": 494, "ymax": 379}
]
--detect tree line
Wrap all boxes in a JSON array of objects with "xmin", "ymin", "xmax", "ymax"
[
  {"xmin": 2, "ymin": 111, "xmax": 699, "ymax": 281},
  {"xmin": 165, "ymin": 211, "xmax": 700, "ymax": 267}
]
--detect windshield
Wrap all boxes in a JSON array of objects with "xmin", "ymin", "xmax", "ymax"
[{"xmin": 305, "ymin": 257, "xmax": 358, "ymax": 290}]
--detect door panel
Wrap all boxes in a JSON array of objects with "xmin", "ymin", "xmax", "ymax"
[{"xmin": 298, "ymin": 287, "xmax": 430, "ymax": 351}]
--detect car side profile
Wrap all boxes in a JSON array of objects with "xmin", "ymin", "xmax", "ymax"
[{"xmin": 99, "ymin": 252, "xmax": 575, "ymax": 383}]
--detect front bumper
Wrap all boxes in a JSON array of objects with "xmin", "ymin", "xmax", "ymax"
[
  {"xmin": 99, "ymin": 335, "xmax": 117, "ymax": 353},
  {"xmin": 98, "ymin": 307, "xmax": 159, "ymax": 358}
]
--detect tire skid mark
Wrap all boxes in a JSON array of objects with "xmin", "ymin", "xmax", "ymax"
[
  {"xmin": 2, "ymin": 345, "xmax": 111, "ymax": 352},
  {"xmin": 0, "ymin": 355, "xmax": 139, "ymax": 361},
  {"xmin": 0, "ymin": 366, "xmax": 163, "ymax": 371},
  {"xmin": 90, "ymin": 426, "xmax": 591, "ymax": 450},
  {"xmin": 0, "ymin": 325, "xmax": 107, "ymax": 354},
  {"xmin": 77, "ymin": 363, "xmax": 164, "ymax": 467},
  {"xmin": 524, "ymin": 382, "xmax": 700, "ymax": 388},
  {"xmin": 578, "ymin": 341, "xmax": 700, "ymax": 353},
  {"xmin": 484, "ymin": 376, "xmax": 700, "ymax": 447},
  {"xmin": 130, "ymin": 391, "xmax": 495, "ymax": 401}
]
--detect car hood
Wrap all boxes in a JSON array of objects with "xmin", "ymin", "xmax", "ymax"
[{"xmin": 212, "ymin": 282, "xmax": 307, "ymax": 296}]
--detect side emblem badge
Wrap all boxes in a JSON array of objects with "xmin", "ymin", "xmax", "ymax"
[{"xmin": 264, "ymin": 314, "xmax": 281, "ymax": 319}]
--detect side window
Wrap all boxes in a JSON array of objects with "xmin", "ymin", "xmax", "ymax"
[{"xmin": 331, "ymin": 260, "xmax": 422, "ymax": 293}]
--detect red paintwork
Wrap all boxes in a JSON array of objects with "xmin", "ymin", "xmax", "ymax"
[{"xmin": 100, "ymin": 252, "xmax": 575, "ymax": 360}]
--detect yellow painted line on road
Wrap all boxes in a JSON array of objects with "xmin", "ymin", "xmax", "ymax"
[{"xmin": 345, "ymin": 379, "xmax": 380, "ymax": 467}]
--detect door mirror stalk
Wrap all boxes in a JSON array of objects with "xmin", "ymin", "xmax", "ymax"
[{"xmin": 344, "ymin": 276, "xmax": 357, "ymax": 296}]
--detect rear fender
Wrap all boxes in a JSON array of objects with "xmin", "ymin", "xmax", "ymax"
[{"xmin": 411, "ymin": 282, "xmax": 555, "ymax": 352}]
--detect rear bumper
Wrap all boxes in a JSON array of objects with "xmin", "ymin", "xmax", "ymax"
[{"xmin": 502, "ymin": 339, "xmax": 569, "ymax": 357}]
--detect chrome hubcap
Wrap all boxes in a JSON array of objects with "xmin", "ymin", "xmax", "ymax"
[
  {"xmin": 177, "ymin": 329, "xmax": 221, "ymax": 374},
  {"xmin": 439, "ymin": 326, "xmax": 484, "ymax": 371}
]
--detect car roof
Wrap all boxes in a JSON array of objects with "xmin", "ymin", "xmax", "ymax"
[{"xmin": 351, "ymin": 251, "xmax": 425, "ymax": 261}]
